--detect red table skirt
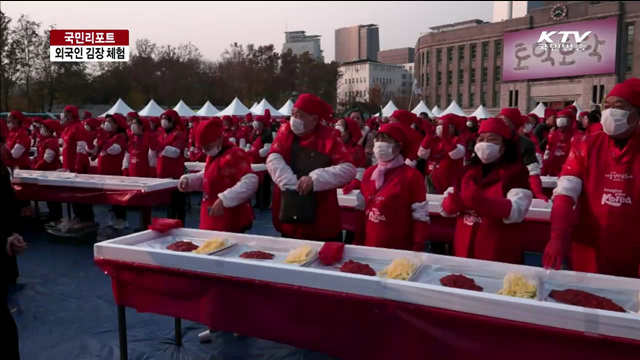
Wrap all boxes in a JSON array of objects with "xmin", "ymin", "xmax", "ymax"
[
  {"xmin": 340, "ymin": 207, "xmax": 551, "ymax": 253},
  {"xmin": 95, "ymin": 259, "xmax": 639, "ymax": 360},
  {"xmin": 14, "ymin": 183, "xmax": 174, "ymax": 207}
]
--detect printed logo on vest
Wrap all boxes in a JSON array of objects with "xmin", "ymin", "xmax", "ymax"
[
  {"xmin": 601, "ymin": 188, "xmax": 632, "ymax": 207},
  {"xmin": 604, "ymin": 172, "xmax": 633, "ymax": 182},
  {"xmin": 463, "ymin": 213, "xmax": 482, "ymax": 226},
  {"xmin": 368, "ymin": 208, "xmax": 386, "ymax": 223},
  {"xmin": 554, "ymin": 149, "xmax": 565, "ymax": 157}
]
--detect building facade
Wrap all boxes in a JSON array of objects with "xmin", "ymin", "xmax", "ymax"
[
  {"xmin": 415, "ymin": 1, "xmax": 640, "ymax": 114},
  {"xmin": 335, "ymin": 24, "xmax": 380, "ymax": 63},
  {"xmin": 493, "ymin": 1, "xmax": 545, "ymax": 22},
  {"xmin": 282, "ymin": 31, "xmax": 324, "ymax": 61},
  {"xmin": 337, "ymin": 60, "xmax": 410, "ymax": 107},
  {"xmin": 378, "ymin": 47, "xmax": 415, "ymax": 65}
]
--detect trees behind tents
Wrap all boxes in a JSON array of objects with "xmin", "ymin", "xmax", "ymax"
[{"xmin": 0, "ymin": 12, "xmax": 340, "ymax": 112}]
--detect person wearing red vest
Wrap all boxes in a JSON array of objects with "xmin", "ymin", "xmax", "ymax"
[
  {"xmin": 543, "ymin": 78, "xmax": 640, "ymax": 278},
  {"xmin": 356, "ymin": 123, "xmax": 430, "ymax": 251},
  {"xmin": 542, "ymin": 109, "xmax": 582, "ymax": 177},
  {"xmin": 441, "ymin": 118, "xmax": 533, "ymax": 264},
  {"xmin": 185, "ymin": 115, "xmax": 200, "ymax": 160},
  {"xmin": 338, "ymin": 117, "xmax": 367, "ymax": 194},
  {"xmin": 32, "ymin": 120, "xmax": 62, "ymax": 171},
  {"xmin": 535, "ymin": 108, "xmax": 558, "ymax": 153},
  {"xmin": 81, "ymin": 110, "xmax": 92, "ymax": 121},
  {"xmin": 389, "ymin": 110, "xmax": 423, "ymax": 167},
  {"xmin": 418, "ymin": 113, "xmax": 467, "ymax": 194},
  {"xmin": 124, "ymin": 117, "xmax": 157, "ymax": 178},
  {"xmin": 31, "ymin": 117, "xmax": 45, "ymax": 147},
  {"xmin": 5, "ymin": 111, "xmax": 31, "ymax": 170},
  {"xmin": 149, "ymin": 117, "xmax": 160, "ymax": 135},
  {"xmin": 178, "ymin": 118, "xmax": 258, "ymax": 232},
  {"xmin": 350, "ymin": 110, "xmax": 375, "ymax": 166},
  {"xmin": 157, "ymin": 109, "xmax": 187, "ymax": 222},
  {"xmin": 581, "ymin": 111, "xmax": 603, "ymax": 135},
  {"xmin": 189, "ymin": 115, "xmax": 209, "ymax": 163},
  {"xmin": 267, "ymin": 93, "xmax": 356, "ymax": 241},
  {"xmin": 46, "ymin": 105, "xmax": 97, "ymax": 236},
  {"xmin": 246, "ymin": 111, "xmax": 274, "ymax": 211},
  {"xmin": 499, "ymin": 108, "xmax": 549, "ymax": 201},
  {"xmin": 523, "ymin": 113, "xmax": 544, "ymax": 165}
]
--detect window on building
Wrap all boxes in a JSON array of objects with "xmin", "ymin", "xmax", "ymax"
[
  {"xmin": 459, "ymin": 46, "xmax": 465, "ymax": 62},
  {"xmin": 447, "ymin": 70, "xmax": 452, "ymax": 85},
  {"xmin": 427, "ymin": 51, "xmax": 431, "ymax": 64},
  {"xmin": 436, "ymin": 95, "xmax": 441, "ymax": 106},
  {"xmin": 459, "ymin": 69, "xmax": 464, "ymax": 84},
  {"xmin": 437, "ymin": 49, "xmax": 442, "ymax": 63},
  {"xmin": 508, "ymin": 90, "xmax": 513, "ymax": 107},
  {"xmin": 627, "ymin": 22, "xmax": 635, "ymax": 43},
  {"xmin": 512, "ymin": 90, "xmax": 519, "ymax": 107},
  {"xmin": 447, "ymin": 47, "xmax": 453, "ymax": 62},
  {"xmin": 493, "ymin": 90, "xmax": 500, "ymax": 107},
  {"xmin": 427, "ymin": 73, "xmax": 430, "ymax": 86},
  {"xmin": 495, "ymin": 66, "xmax": 501, "ymax": 82},
  {"xmin": 402, "ymin": 73, "xmax": 407, "ymax": 79},
  {"xmin": 495, "ymin": 40, "xmax": 502, "ymax": 57},
  {"xmin": 482, "ymin": 42, "xmax": 489, "ymax": 58},
  {"xmin": 480, "ymin": 92, "xmax": 486, "ymax": 106},
  {"xmin": 626, "ymin": 53, "xmax": 633, "ymax": 73},
  {"xmin": 482, "ymin": 67, "xmax": 488, "ymax": 83},
  {"xmin": 599, "ymin": 84, "xmax": 605, "ymax": 104},
  {"xmin": 469, "ymin": 92, "xmax": 474, "ymax": 108},
  {"xmin": 458, "ymin": 93, "xmax": 463, "ymax": 105},
  {"xmin": 592, "ymin": 85, "xmax": 598, "ymax": 105},
  {"xmin": 447, "ymin": 93, "xmax": 452, "ymax": 104},
  {"xmin": 470, "ymin": 68, "xmax": 476, "ymax": 83},
  {"xmin": 421, "ymin": 74, "xmax": 425, "ymax": 88},
  {"xmin": 471, "ymin": 44, "xmax": 476, "ymax": 60},
  {"xmin": 421, "ymin": 51, "xmax": 425, "ymax": 65},
  {"xmin": 437, "ymin": 71, "xmax": 442, "ymax": 86}
]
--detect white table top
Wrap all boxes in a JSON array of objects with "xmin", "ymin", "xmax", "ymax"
[{"xmin": 185, "ymin": 162, "xmax": 267, "ymax": 173}]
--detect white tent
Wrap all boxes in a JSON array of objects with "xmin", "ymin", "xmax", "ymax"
[
  {"xmin": 531, "ymin": 102, "xmax": 547, "ymax": 118},
  {"xmin": 250, "ymin": 102, "xmax": 258, "ymax": 111},
  {"xmin": 440, "ymin": 101, "xmax": 466, "ymax": 116},
  {"xmin": 469, "ymin": 105, "xmax": 492, "ymax": 119},
  {"xmin": 252, "ymin": 98, "xmax": 282, "ymax": 117},
  {"xmin": 278, "ymin": 99, "xmax": 294, "ymax": 117},
  {"xmin": 173, "ymin": 100, "xmax": 199, "ymax": 117},
  {"xmin": 431, "ymin": 105, "xmax": 443, "ymax": 117},
  {"xmin": 196, "ymin": 101, "xmax": 219, "ymax": 116},
  {"xmin": 381, "ymin": 100, "xmax": 398, "ymax": 117},
  {"xmin": 216, "ymin": 97, "xmax": 252, "ymax": 116},
  {"xmin": 138, "ymin": 99, "xmax": 165, "ymax": 117},
  {"xmin": 99, "ymin": 98, "xmax": 135, "ymax": 117},
  {"xmin": 411, "ymin": 100, "xmax": 435, "ymax": 118},
  {"xmin": 571, "ymin": 100, "xmax": 583, "ymax": 115}
]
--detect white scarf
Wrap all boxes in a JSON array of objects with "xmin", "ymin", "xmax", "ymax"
[{"xmin": 371, "ymin": 154, "xmax": 405, "ymax": 190}]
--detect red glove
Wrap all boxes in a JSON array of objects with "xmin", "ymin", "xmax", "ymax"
[
  {"xmin": 342, "ymin": 179, "xmax": 361, "ymax": 194},
  {"xmin": 319, "ymin": 242, "xmax": 345, "ymax": 265},
  {"xmin": 461, "ymin": 177, "xmax": 512, "ymax": 219},
  {"xmin": 529, "ymin": 175, "xmax": 549, "ymax": 201},
  {"xmin": 542, "ymin": 195, "xmax": 574, "ymax": 270},
  {"xmin": 148, "ymin": 218, "xmax": 184, "ymax": 233}
]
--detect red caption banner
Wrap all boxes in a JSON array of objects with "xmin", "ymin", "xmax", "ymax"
[{"xmin": 50, "ymin": 30, "xmax": 129, "ymax": 46}]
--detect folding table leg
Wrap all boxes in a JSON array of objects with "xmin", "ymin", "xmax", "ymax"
[
  {"xmin": 118, "ymin": 305, "xmax": 128, "ymax": 360},
  {"xmin": 139, "ymin": 207, "xmax": 152, "ymax": 230},
  {"xmin": 175, "ymin": 317, "xmax": 182, "ymax": 346}
]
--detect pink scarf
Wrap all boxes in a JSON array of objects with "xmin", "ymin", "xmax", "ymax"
[{"xmin": 371, "ymin": 155, "xmax": 404, "ymax": 190}]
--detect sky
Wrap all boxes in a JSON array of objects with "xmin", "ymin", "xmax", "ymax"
[{"xmin": 2, "ymin": 1, "xmax": 493, "ymax": 62}]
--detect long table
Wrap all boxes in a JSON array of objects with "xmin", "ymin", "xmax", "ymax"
[
  {"xmin": 338, "ymin": 190, "xmax": 553, "ymax": 253},
  {"xmin": 185, "ymin": 162, "xmax": 267, "ymax": 173},
  {"xmin": 95, "ymin": 228, "xmax": 640, "ymax": 360},
  {"xmin": 12, "ymin": 170, "xmax": 178, "ymax": 229}
]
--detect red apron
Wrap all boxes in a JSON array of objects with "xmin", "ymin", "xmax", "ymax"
[
  {"xmin": 543, "ymin": 129, "xmax": 577, "ymax": 176},
  {"xmin": 32, "ymin": 137, "xmax": 61, "ymax": 171},
  {"xmin": 6, "ymin": 127, "xmax": 31, "ymax": 169},
  {"xmin": 157, "ymin": 128, "xmax": 186, "ymax": 179},
  {"xmin": 98, "ymin": 133, "xmax": 127, "ymax": 176},
  {"xmin": 128, "ymin": 133, "xmax": 155, "ymax": 178}
]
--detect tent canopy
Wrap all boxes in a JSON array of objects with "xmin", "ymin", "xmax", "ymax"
[
  {"xmin": 431, "ymin": 105, "xmax": 442, "ymax": 117},
  {"xmin": 216, "ymin": 97, "xmax": 252, "ymax": 116},
  {"xmin": 252, "ymin": 99, "xmax": 283, "ymax": 117},
  {"xmin": 196, "ymin": 101, "xmax": 219, "ymax": 116},
  {"xmin": 278, "ymin": 99, "xmax": 294, "ymax": 117},
  {"xmin": 99, "ymin": 98, "xmax": 135, "ymax": 117},
  {"xmin": 138, "ymin": 99, "xmax": 164, "ymax": 117},
  {"xmin": 469, "ymin": 105, "xmax": 492, "ymax": 119},
  {"xmin": 250, "ymin": 102, "xmax": 258, "ymax": 111},
  {"xmin": 531, "ymin": 103, "xmax": 547, "ymax": 118},
  {"xmin": 411, "ymin": 100, "xmax": 434, "ymax": 118},
  {"xmin": 440, "ymin": 101, "xmax": 466, "ymax": 117},
  {"xmin": 381, "ymin": 100, "xmax": 398, "ymax": 117},
  {"xmin": 173, "ymin": 100, "xmax": 199, "ymax": 117}
]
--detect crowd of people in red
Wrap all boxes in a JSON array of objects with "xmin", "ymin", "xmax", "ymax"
[{"xmin": 1, "ymin": 77, "xmax": 639, "ymax": 280}]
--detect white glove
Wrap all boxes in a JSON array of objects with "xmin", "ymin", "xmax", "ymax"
[
  {"xmin": 59, "ymin": 138, "xmax": 64, "ymax": 146},
  {"xmin": 184, "ymin": 148, "xmax": 190, "ymax": 158},
  {"xmin": 190, "ymin": 147, "xmax": 195, "ymax": 153},
  {"xmin": 122, "ymin": 153, "xmax": 130, "ymax": 169},
  {"xmin": 76, "ymin": 141, "xmax": 88, "ymax": 155},
  {"xmin": 148, "ymin": 150, "xmax": 157, "ymax": 167},
  {"xmin": 258, "ymin": 147, "xmax": 269, "ymax": 157},
  {"xmin": 229, "ymin": 137, "xmax": 236, "ymax": 144},
  {"xmin": 244, "ymin": 144, "xmax": 252, "ymax": 151},
  {"xmin": 106, "ymin": 144, "xmax": 122, "ymax": 155},
  {"xmin": 239, "ymin": 138, "xmax": 247, "ymax": 149},
  {"xmin": 161, "ymin": 146, "xmax": 181, "ymax": 158},
  {"xmin": 93, "ymin": 138, "xmax": 98, "ymax": 146}
]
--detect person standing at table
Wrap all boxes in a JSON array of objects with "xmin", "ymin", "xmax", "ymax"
[
  {"xmin": 355, "ymin": 123, "xmax": 429, "ymax": 251},
  {"xmin": 32, "ymin": 120, "xmax": 62, "ymax": 171},
  {"xmin": 4, "ymin": 111, "xmax": 31, "ymax": 170},
  {"xmin": 350, "ymin": 110, "xmax": 374, "ymax": 166},
  {"xmin": 148, "ymin": 117, "xmax": 160, "ymax": 135},
  {"xmin": 389, "ymin": 110, "xmax": 423, "ymax": 167},
  {"xmin": 178, "ymin": 119, "xmax": 258, "ymax": 232},
  {"xmin": 247, "ymin": 110, "xmax": 274, "ymax": 211},
  {"xmin": 123, "ymin": 117, "xmax": 157, "ymax": 178},
  {"xmin": 581, "ymin": 110, "xmax": 603, "ymax": 135},
  {"xmin": 47, "ymin": 105, "xmax": 98, "ymax": 236},
  {"xmin": 157, "ymin": 109, "xmax": 187, "ymax": 223},
  {"xmin": 441, "ymin": 118, "xmax": 533, "ymax": 264},
  {"xmin": 267, "ymin": 93, "xmax": 356, "ymax": 242},
  {"xmin": 535, "ymin": 108, "xmax": 557, "ymax": 153},
  {"xmin": 186, "ymin": 116, "xmax": 200, "ymax": 161},
  {"xmin": 542, "ymin": 110, "xmax": 582, "ymax": 177},
  {"xmin": 543, "ymin": 78, "xmax": 640, "ymax": 278},
  {"xmin": 339, "ymin": 117, "xmax": 367, "ymax": 194},
  {"xmin": 522, "ymin": 114, "xmax": 544, "ymax": 165}
]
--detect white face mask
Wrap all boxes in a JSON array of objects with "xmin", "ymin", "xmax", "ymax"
[
  {"xmin": 103, "ymin": 122, "xmax": 114, "ymax": 132},
  {"xmin": 335, "ymin": 125, "xmax": 346, "ymax": 134},
  {"xmin": 373, "ymin": 141, "xmax": 396, "ymax": 162},
  {"xmin": 40, "ymin": 127, "xmax": 50, "ymax": 136},
  {"xmin": 252, "ymin": 121, "xmax": 261, "ymax": 130},
  {"xmin": 523, "ymin": 123, "xmax": 533, "ymax": 133},
  {"xmin": 84, "ymin": 125, "xmax": 92, "ymax": 132},
  {"xmin": 131, "ymin": 124, "xmax": 141, "ymax": 134},
  {"xmin": 60, "ymin": 112, "xmax": 68, "ymax": 124},
  {"xmin": 161, "ymin": 119, "xmax": 172, "ymax": 129},
  {"xmin": 435, "ymin": 125, "xmax": 443, "ymax": 137},
  {"xmin": 556, "ymin": 117, "xmax": 569, "ymax": 128},
  {"xmin": 601, "ymin": 108, "xmax": 632, "ymax": 136},
  {"xmin": 410, "ymin": 123, "xmax": 417, "ymax": 129},
  {"xmin": 474, "ymin": 142, "xmax": 502, "ymax": 164},
  {"xmin": 205, "ymin": 146, "xmax": 221, "ymax": 157},
  {"xmin": 290, "ymin": 117, "xmax": 306, "ymax": 135}
]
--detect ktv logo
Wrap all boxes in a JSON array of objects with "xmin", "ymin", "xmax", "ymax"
[{"xmin": 536, "ymin": 31, "xmax": 592, "ymax": 52}]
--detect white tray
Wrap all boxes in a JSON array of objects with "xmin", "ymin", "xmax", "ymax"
[
  {"xmin": 95, "ymin": 229, "xmax": 640, "ymax": 341},
  {"xmin": 137, "ymin": 235, "xmax": 236, "ymax": 255},
  {"xmin": 185, "ymin": 162, "xmax": 267, "ymax": 173},
  {"xmin": 216, "ymin": 243, "xmax": 317, "ymax": 267}
]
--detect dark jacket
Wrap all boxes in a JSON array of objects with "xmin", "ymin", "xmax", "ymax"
[{"xmin": 1, "ymin": 160, "xmax": 20, "ymax": 294}]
